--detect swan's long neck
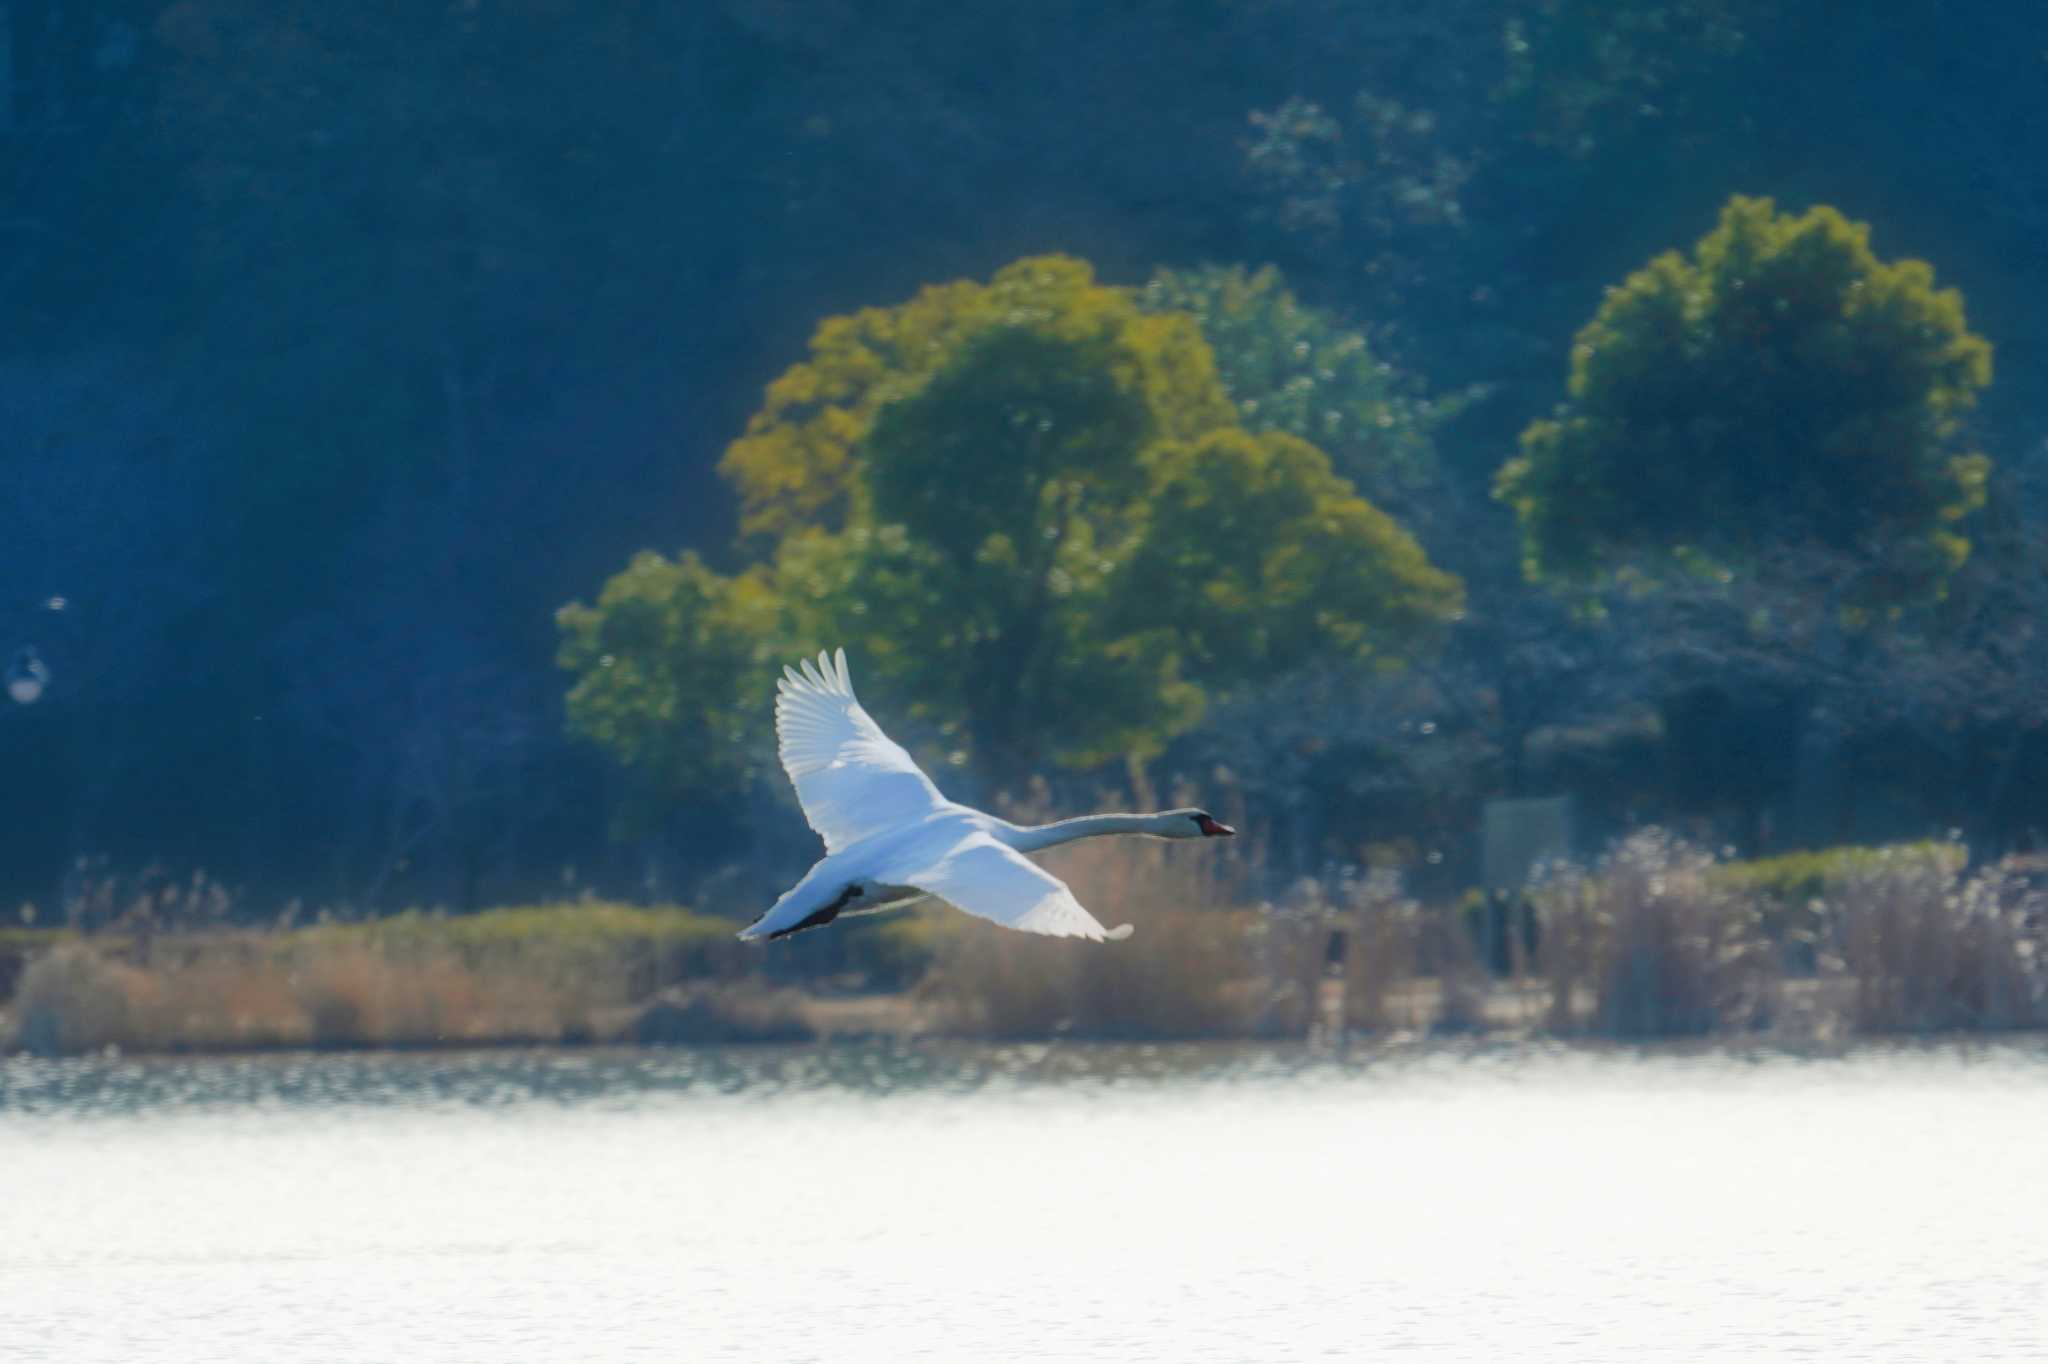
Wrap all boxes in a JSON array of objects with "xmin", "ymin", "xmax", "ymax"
[{"xmin": 1001, "ymin": 813, "xmax": 1159, "ymax": 854}]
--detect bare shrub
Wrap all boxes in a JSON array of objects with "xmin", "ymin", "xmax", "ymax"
[{"xmin": 1532, "ymin": 829, "xmax": 1776, "ymax": 1038}]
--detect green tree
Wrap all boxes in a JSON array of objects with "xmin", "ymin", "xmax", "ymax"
[
  {"xmin": 1495, "ymin": 196, "xmax": 1993, "ymax": 598},
  {"xmin": 720, "ymin": 255, "xmax": 1235, "ymax": 542},
  {"xmin": 555, "ymin": 552, "xmax": 780, "ymax": 812},
  {"xmin": 1139, "ymin": 263, "xmax": 1463, "ymax": 522},
  {"xmin": 564, "ymin": 255, "xmax": 1463, "ymax": 798},
  {"xmin": 1114, "ymin": 428, "xmax": 1460, "ymax": 682}
]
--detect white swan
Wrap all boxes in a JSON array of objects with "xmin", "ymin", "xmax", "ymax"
[{"xmin": 739, "ymin": 649, "xmax": 1235, "ymax": 943}]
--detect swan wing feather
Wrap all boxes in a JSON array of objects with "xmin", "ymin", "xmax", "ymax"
[
  {"xmin": 897, "ymin": 833, "xmax": 1133, "ymax": 941},
  {"xmin": 775, "ymin": 648, "xmax": 946, "ymax": 854}
]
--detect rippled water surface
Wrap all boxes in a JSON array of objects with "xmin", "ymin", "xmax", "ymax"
[{"xmin": 5, "ymin": 1041, "xmax": 2046, "ymax": 1363}]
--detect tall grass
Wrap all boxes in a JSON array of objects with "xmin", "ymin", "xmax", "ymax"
[
  {"xmin": 1709, "ymin": 840, "xmax": 1969, "ymax": 971},
  {"xmin": 917, "ymin": 825, "xmax": 1492, "ymax": 1040},
  {"xmin": 921, "ymin": 827, "xmax": 1275, "ymax": 1038},
  {"xmin": 296, "ymin": 901, "xmax": 743, "ymax": 997},
  {"xmin": 1259, "ymin": 868, "xmax": 1491, "ymax": 1035},
  {"xmin": 1823, "ymin": 854, "xmax": 2048, "ymax": 1033},
  {"xmin": 1531, "ymin": 830, "xmax": 1777, "ymax": 1037},
  {"xmin": 1526, "ymin": 831, "xmax": 2048, "ymax": 1040},
  {"xmin": 9, "ymin": 940, "xmax": 579, "ymax": 1054},
  {"xmin": 9, "ymin": 836, "xmax": 2048, "ymax": 1054},
  {"xmin": 3, "ymin": 902, "xmax": 741, "ymax": 1055}
]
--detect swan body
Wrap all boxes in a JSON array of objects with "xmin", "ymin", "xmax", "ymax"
[{"xmin": 740, "ymin": 649, "xmax": 1234, "ymax": 943}]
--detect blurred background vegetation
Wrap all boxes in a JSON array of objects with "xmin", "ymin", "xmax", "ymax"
[{"xmin": 6, "ymin": 1, "xmax": 2048, "ymax": 998}]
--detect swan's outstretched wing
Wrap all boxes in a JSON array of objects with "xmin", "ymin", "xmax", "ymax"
[
  {"xmin": 775, "ymin": 648, "xmax": 946, "ymax": 854},
  {"xmin": 898, "ymin": 833, "xmax": 1133, "ymax": 941}
]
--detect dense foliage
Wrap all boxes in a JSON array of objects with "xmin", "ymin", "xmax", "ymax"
[
  {"xmin": 1497, "ymin": 197, "xmax": 1993, "ymax": 596},
  {"xmin": 7, "ymin": 1, "xmax": 2047, "ymax": 914},
  {"xmin": 556, "ymin": 552, "xmax": 776, "ymax": 806},
  {"xmin": 561, "ymin": 256, "xmax": 1462, "ymax": 796},
  {"xmin": 1138, "ymin": 265, "xmax": 1458, "ymax": 518}
]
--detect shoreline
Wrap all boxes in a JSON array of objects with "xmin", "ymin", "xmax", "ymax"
[
  {"xmin": 8, "ymin": 841, "xmax": 2046, "ymax": 1057},
  {"xmin": 10, "ymin": 970, "xmax": 2048, "ymax": 1061}
]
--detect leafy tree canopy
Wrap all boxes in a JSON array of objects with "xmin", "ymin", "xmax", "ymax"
[
  {"xmin": 564, "ymin": 255, "xmax": 1463, "ymax": 801},
  {"xmin": 556, "ymin": 551, "xmax": 779, "ymax": 808},
  {"xmin": 1495, "ymin": 196, "xmax": 1993, "ymax": 598},
  {"xmin": 1139, "ymin": 263, "xmax": 1466, "ymax": 526},
  {"xmin": 718, "ymin": 255, "xmax": 1237, "ymax": 541}
]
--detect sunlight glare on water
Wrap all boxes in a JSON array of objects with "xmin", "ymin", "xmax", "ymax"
[{"xmin": 4, "ymin": 1044, "xmax": 2046, "ymax": 1363}]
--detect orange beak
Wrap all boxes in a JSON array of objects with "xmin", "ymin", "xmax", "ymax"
[{"xmin": 1196, "ymin": 814, "xmax": 1236, "ymax": 837}]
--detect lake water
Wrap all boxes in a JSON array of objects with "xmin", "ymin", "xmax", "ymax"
[{"xmin": 3, "ymin": 1042, "xmax": 2045, "ymax": 1363}]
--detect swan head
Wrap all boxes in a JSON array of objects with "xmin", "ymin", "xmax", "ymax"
[{"xmin": 1159, "ymin": 808, "xmax": 1235, "ymax": 839}]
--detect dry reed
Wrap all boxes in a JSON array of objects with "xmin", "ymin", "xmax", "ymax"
[
  {"xmin": 5, "ymin": 939, "xmax": 602, "ymax": 1054},
  {"xmin": 918, "ymin": 815, "xmax": 1492, "ymax": 1040},
  {"xmin": 920, "ymin": 815, "xmax": 1277, "ymax": 1039},
  {"xmin": 1823, "ymin": 854, "xmax": 2048, "ymax": 1033},
  {"xmin": 11, "ymin": 835, "xmax": 2048, "ymax": 1054},
  {"xmin": 3, "ymin": 902, "xmax": 737, "ymax": 1055},
  {"xmin": 1254, "ymin": 868, "xmax": 1489, "ymax": 1036},
  {"xmin": 1531, "ymin": 829, "xmax": 1777, "ymax": 1038}
]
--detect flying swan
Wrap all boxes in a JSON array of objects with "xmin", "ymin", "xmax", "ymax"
[{"xmin": 740, "ymin": 649, "xmax": 1235, "ymax": 943}]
